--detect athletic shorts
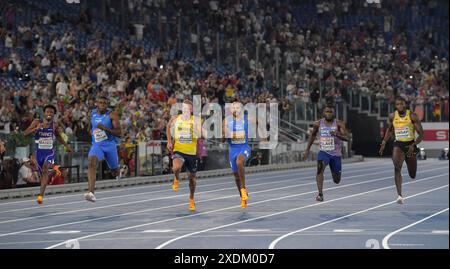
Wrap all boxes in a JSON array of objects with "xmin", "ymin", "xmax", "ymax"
[
  {"xmin": 172, "ymin": 151, "xmax": 198, "ymax": 173},
  {"xmin": 229, "ymin": 145, "xmax": 251, "ymax": 173},
  {"xmin": 88, "ymin": 142, "xmax": 119, "ymax": 170},
  {"xmin": 393, "ymin": 140, "xmax": 419, "ymax": 158},
  {"xmin": 317, "ymin": 151, "xmax": 342, "ymax": 174},
  {"xmin": 36, "ymin": 149, "xmax": 55, "ymax": 171}
]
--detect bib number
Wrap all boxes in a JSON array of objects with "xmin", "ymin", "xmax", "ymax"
[
  {"xmin": 178, "ymin": 131, "xmax": 192, "ymax": 144},
  {"xmin": 395, "ymin": 126, "xmax": 410, "ymax": 140},
  {"xmin": 38, "ymin": 137, "xmax": 54, "ymax": 150},
  {"xmin": 231, "ymin": 131, "xmax": 246, "ymax": 144},
  {"xmin": 93, "ymin": 129, "xmax": 108, "ymax": 142},
  {"xmin": 320, "ymin": 137, "xmax": 335, "ymax": 151}
]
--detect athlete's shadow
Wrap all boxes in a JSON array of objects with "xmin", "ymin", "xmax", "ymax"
[
  {"xmin": 237, "ymin": 212, "xmax": 251, "ymax": 220},
  {"xmin": 174, "ymin": 211, "xmax": 209, "ymax": 218},
  {"xmin": 28, "ymin": 212, "xmax": 52, "ymax": 217}
]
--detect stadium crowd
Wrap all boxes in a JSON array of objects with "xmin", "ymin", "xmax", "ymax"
[{"xmin": 0, "ymin": 0, "xmax": 448, "ymax": 152}]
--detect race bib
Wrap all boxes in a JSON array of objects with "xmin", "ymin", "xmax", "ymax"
[
  {"xmin": 177, "ymin": 131, "xmax": 192, "ymax": 144},
  {"xmin": 93, "ymin": 128, "xmax": 108, "ymax": 142},
  {"xmin": 231, "ymin": 131, "xmax": 246, "ymax": 144},
  {"xmin": 394, "ymin": 126, "xmax": 410, "ymax": 140},
  {"xmin": 38, "ymin": 137, "xmax": 54, "ymax": 150},
  {"xmin": 320, "ymin": 137, "xmax": 335, "ymax": 151}
]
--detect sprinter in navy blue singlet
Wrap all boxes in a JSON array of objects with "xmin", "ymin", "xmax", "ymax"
[{"xmin": 23, "ymin": 105, "xmax": 72, "ymax": 204}]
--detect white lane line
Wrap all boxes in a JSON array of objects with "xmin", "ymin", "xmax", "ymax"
[
  {"xmin": 0, "ymin": 161, "xmax": 386, "ymax": 214},
  {"xmin": 1, "ymin": 167, "xmax": 395, "ymax": 238},
  {"xmin": 0, "ymin": 160, "xmax": 390, "ymax": 207},
  {"xmin": 0, "ymin": 167, "xmax": 294, "ymax": 206},
  {"xmin": 0, "ymin": 164, "xmax": 335, "ymax": 206},
  {"xmin": 48, "ymin": 231, "xmax": 81, "ymax": 234},
  {"xmin": 269, "ymin": 185, "xmax": 449, "ymax": 249},
  {"xmin": 431, "ymin": 230, "xmax": 449, "ymax": 234},
  {"xmin": 45, "ymin": 166, "xmax": 425, "ymax": 249},
  {"xmin": 0, "ymin": 165, "xmax": 398, "ymax": 225},
  {"xmin": 142, "ymin": 230, "xmax": 174, "ymax": 233},
  {"xmin": 237, "ymin": 229, "xmax": 271, "ymax": 232},
  {"xmin": 382, "ymin": 207, "xmax": 449, "ymax": 249},
  {"xmin": 155, "ymin": 174, "xmax": 448, "ymax": 249},
  {"xmin": 333, "ymin": 229, "xmax": 364, "ymax": 233},
  {"xmin": 388, "ymin": 244, "xmax": 424, "ymax": 246},
  {"xmin": 0, "ymin": 173, "xmax": 305, "ymax": 224}
]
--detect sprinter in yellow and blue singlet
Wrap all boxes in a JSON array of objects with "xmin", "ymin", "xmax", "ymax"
[{"xmin": 167, "ymin": 100, "xmax": 201, "ymax": 211}]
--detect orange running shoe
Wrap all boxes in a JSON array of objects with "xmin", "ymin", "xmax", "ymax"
[
  {"xmin": 37, "ymin": 195, "xmax": 43, "ymax": 204},
  {"xmin": 189, "ymin": 198, "xmax": 196, "ymax": 211},
  {"xmin": 240, "ymin": 188, "xmax": 248, "ymax": 201},
  {"xmin": 172, "ymin": 178, "xmax": 179, "ymax": 192},
  {"xmin": 241, "ymin": 198, "xmax": 247, "ymax": 209}
]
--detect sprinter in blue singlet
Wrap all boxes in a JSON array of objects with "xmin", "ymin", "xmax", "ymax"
[
  {"xmin": 84, "ymin": 96, "xmax": 122, "ymax": 202},
  {"xmin": 223, "ymin": 102, "xmax": 252, "ymax": 209}
]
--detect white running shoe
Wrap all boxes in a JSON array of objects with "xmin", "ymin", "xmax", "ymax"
[
  {"xmin": 396, "ymin": 195, "xmax": 404, "ymax": 204},
  {"xmin": 84, "ymin": 192, "xmax": 96, "ymax": 202}
]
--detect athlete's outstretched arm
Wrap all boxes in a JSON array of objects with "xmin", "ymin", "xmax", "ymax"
[
  {"xmin": 379, "ymin": 113, "xmax": 394, "ymax": 156},
  {"xmin": 98, "ymin": 111, "xmax": 122, "ymax": 137},
  {"xmin": 23, "ymin": 119, "xmax": 40, "ymax": 136},
  {"xmin": 410, "ymin": 112, "xmax": 424, "ymax": 145},
  {"xmin": 303, "ymin": 121, "xmax": 320, "ymax": 160},
  {"xmin": 166, "ymin": 115, "xmax": 177, "ymax": 151},
  {"xmin": 87, "ymin": 111, "xmax": 92, "ymax": 136},
  {"xmin": 408, "ymin": 112, "xmax": 424, "ymax": 157}
]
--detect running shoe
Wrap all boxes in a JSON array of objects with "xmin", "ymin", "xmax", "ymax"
[
  {"xmin": 37, "ymin": 195, "xmax": 43, "ymax": 204},
  {"xmin": 240, "ymin": 188, "xmax": 248, "ymax": 201},
  {"xmin": 189, "ymin": 198, "xmax": 196, "ymax": 211},
  {"xmin": 396, "ymin": 195, "xmax": 404, "ymax": 204},
  {"xmin": 241, "ymin": 198, "xmax": 247, "ymax": 209},
  {"xmin": 84, "ymin": 192, "xmax": 96, "ymax": 202},
  {"xmin": 315, "ymin": 193, "xmax": 324, "ymax": 202},
  {"xmin": 172, "ymin": 178, "xmax": 179, "ymax": 192}
]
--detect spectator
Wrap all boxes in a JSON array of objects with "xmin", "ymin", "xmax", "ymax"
[
  {"xmin": 48, "ymin": 167, "xmax": 67, "ymax": 185},
  {"xmin": 16, "ymin": 157, "xmax": 39, "ymax": 188}
]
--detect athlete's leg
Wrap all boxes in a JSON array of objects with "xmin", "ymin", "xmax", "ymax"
[
  {"xmin": 233, "ymin": 172, "xmax": 241, "ymax": 195},
  {"xmin": 236, "ymin": 154, "xmax": 246, "ymax": 189},
  {"xmin": 172, "ymin": 155, "xmax": 184, "ymax": 191},
  {"xmin": 36, "ymin": 151, "xmax": 54, "ymax": 203},
  {"xmin": 392, "ymin": 147, "xmax": 405, "ymax": 196},
  {"xmin": 172, "ymin": 156, "xmax": 184, "ymax": 181},
  {"xmin": 87, "ymin": 144, "xmax": 105, "ymax": 195},
  {"xmin": 405, "ymin": 154, "xmax": 417, "ymax": 179},
  {"xmin": 188, "ymin": 172, "xmax": 196, "ymax": 200},
  {"xmin": 331, "ymin": 172, "xmax": 341, "ymax": 184},
  {"xmin": 330, "ymin": 156, "xmax": 342, "ymax": 184},
  {"xmin": 186, "ymin": 156, "xmax": 198, "ymax": 211},
  {"xmin": 229, "ymin": 151, "xmax": 240, "ymax": 192},
  {"xmin": 39, "ymin": 161, "xmax": 50, "ymax": 197},
  {"xmin": 316, "ymin": 160, "xmax": 326, "ymax": 197},
  {"xmin": 104, "ymin": 143, "xmax": 120, "ymax": 178},
  {"xmin": 87, "ymin": 156, "xmax": 98, "ymax": 193}
]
